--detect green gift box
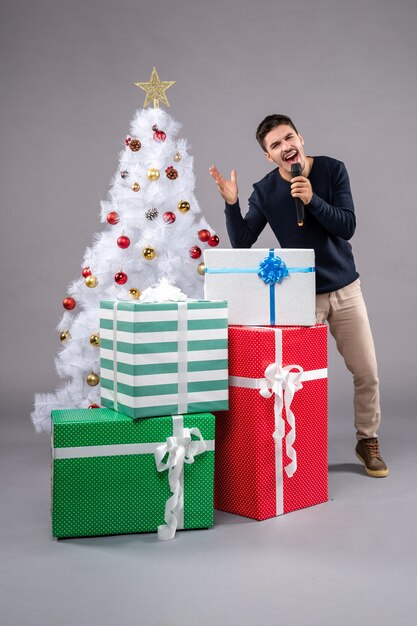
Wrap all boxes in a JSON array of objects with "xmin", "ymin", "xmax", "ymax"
[
  {"xmin": 99, "ymin": 299, "xmax": 228, "ymax": 419},
  {"xmin": 51, "ymin": 408, "xmax": 215, "ymax": 540}
]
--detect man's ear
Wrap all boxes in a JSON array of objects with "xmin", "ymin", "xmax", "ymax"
[
  {"xmin": 264, "ymin": 151, "xmax": 274, "ymax": 163},
  {"xmin": 299, "ymin": 135, "xmax": 304, "ymax": 146}
]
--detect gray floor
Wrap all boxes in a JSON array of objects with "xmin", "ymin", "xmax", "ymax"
[{"xmin": 1, "ymin": 404, "xmax": 416, "ymax": 626}]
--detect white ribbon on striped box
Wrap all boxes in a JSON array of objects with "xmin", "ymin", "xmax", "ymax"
[
  {"xmin": 229, "ymin": 328, "xmax": 327, "ymax": 516},
  {"xmin": 111, "ymin": 301, "xmax": 189, "ymax": 413}
]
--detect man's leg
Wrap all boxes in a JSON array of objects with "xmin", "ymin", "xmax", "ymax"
[
  {"xmin": 316, "ymin": 279, "xmax": 388, "ymax": 476},
  {"xmin": 324, "ymin": 279, "xmax": 380, "ymax": 439},
  {"xmin": 315, "ymin": 291, "xmax": 331, "ymax": 326}
]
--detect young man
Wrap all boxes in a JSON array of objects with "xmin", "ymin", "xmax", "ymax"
[{"xmin": 209, "ymin": 114, "xmax": 388, "ymax": 477}]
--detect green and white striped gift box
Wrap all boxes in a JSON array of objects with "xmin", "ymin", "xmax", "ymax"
[{"xmin": 100, "ymin": 300, "xmax": 228, "ymax": 419}]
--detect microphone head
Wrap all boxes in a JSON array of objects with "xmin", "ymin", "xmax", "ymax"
[{"xmin": 290, "ymin": 163, "xmax": 303, "ymax": 177}]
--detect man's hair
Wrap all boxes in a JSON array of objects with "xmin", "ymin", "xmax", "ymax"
[{"xmin": 256, "ymin": 114, "xmax": 299, "ymax": 151}]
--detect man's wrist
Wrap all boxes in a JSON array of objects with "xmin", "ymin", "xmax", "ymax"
[{"xmin": 307, "ymin": 193, "xmax": 320, "ymax": 208}]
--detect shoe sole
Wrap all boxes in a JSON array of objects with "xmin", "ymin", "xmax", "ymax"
[{"xmin": 355, "ymin": 451, "xmax": 389, "ymax": 477}]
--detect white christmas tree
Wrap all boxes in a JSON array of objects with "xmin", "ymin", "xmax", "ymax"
[{"xmin": 32, "ymin": 68, "xmax": 220, "ymax": 432}]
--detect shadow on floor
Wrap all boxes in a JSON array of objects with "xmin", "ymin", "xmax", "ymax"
[
  {"xmin": 328, "ymin": 462, "xmax": 364, "ymax": 475},
  {"xmin": 214, "ymin": 510, "xmax": 256, "ymax": 525}
]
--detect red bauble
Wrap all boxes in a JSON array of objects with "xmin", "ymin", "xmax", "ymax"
[
  {"xmin": 198, "ymin": 229, "xmax": 211, "ymax": 242},
  {"xmin": 88, "ymin": 403, "xmax": 100, "ymax": 409},
  {"xmin": 189, "ymin": 246, "xmax": 202, "ymax": 259},
  {"xmin": 107, "ymin": 211, "xmax": 119, "ymax": 225},
  {"xmin": 208, "ymin": 235, "xmax": 220, "ymax": 247},
  {"xmin": 117, "ymin": 235, "xmax": 130, "ymax": 249},
  {"xmin": 114, "ymin": 271, "xmax": 128, "ymax": 285},
  {"xmin": 124, "ymin": 136, "xmax": 132, "ymax": 145},
  {"xmin": 163, "ymin": 211, "xmax": 176, "ymax": 224},
  {"xmin": 152, "ymin": 125, "xmax": 167, "ymax": 142},
  {"xmin": 63, "ymin": 297, "xmax": 76, "ymax": 310},
  {"xmin": 82, "ymin": 267, "xmax": 92, "ymax": 278}
]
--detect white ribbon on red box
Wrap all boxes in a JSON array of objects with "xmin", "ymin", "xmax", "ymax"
[
  {"xmin": 229, "ymin": 328, "xmax": 327, "ymax": 516},
  {"xmin": 259, "ymin": 362, "xmax": 304, "ymax": 479}
]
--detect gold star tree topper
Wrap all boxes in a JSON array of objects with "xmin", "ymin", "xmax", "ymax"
[{"xmin": 135, "ymin": 67, "xmax": 175, "ymax": 108}]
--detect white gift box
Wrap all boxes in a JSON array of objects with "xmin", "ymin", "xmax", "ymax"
[{"xmin": 204, "ymin": 248, "xmax": 315, "ymax": 326}]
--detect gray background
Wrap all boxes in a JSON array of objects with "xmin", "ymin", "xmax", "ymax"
[{"xmin": 1, "ymin": 1, "xmax": 416, "ymax": 625}]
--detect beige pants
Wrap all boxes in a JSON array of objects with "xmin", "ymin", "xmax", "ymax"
[{"xmin": 316, "ymin": 278, "xmax": 380, "ymax": 440}]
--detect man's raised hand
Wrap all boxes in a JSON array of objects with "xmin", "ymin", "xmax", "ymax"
[{"xmin": 209, "ymin": 166, "xmax": 238, "ymax": 205}]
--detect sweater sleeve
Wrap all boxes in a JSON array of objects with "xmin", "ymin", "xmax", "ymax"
[
  {"xmin": 224, "ymin": 187, "xmax": 268, "ymax": 248},
  {"xmin": 307, "ymin": 161, "xmax": 356, "ymax": 240}
]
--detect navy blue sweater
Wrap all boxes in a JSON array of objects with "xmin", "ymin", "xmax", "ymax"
[{"xmin": 225, "ymin": 156, "xmax": 359, "ymax": 294}]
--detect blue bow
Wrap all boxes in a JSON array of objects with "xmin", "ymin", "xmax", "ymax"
[{"xmin": 258, "ymin": 251, "xmax": 289, "ymax": 285}]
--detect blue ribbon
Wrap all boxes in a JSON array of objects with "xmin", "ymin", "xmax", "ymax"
[
  {"xmin": 258, "ymin": 250, "xmax": 289, "ymax": 324},
  {"xmin": 205, "ymin": 248, "xmax": 315, "ymax": 325}
]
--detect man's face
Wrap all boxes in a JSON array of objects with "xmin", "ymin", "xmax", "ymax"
[{"xmin": 263, "ymin": 124, "xmax": 306, "ymax": 176}]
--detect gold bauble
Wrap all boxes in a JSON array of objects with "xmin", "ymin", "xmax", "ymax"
[
  {"xmin": 89, "ymin": 333, "xmax": 100, "ymax": 347},
  {"xmin": 85, "ymin": 275, "xmax": 98, "ymax": 288},
  {"xmin": 132, "ymin": 182, "xmax": 141, "ymax": 192},
  {"xmin": 178, "ymin": 200, "xmax": 190, "ymax": 213},
  {"xmin": 173, "ymin": 152, "xmax": 182, "ymax": 162},
  {"xmin": 197, "ymin": 262, "xmax": 205, "ymax": 276},
  {"xmin": 129, "ymin": 287, "xmax": 141, "ymax": 300},
  {"xmin": 60, "ymin": 330, "xmax": 71, "ymax": 343},
  {"xmin": 86, "ymin": 372, "xmax": 100, "ymax": 386},
  {"xmin": 147, "ymin": 168, "xmax": 160, "ymax": 181},
  {"xmin": 143, "ymin": 246, "xmax": 156, "ymax": 260}
]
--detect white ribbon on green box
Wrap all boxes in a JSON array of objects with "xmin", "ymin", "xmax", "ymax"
[
  {"xmin": 53, "ymin": 414, "xmax": 214, "ymax": 540},
  {"xmin": 229, "ymin": 328, "xmax": 327, "ymax": 516},
  {"xmin": 154, "ymin": 415, "xmax": 207, "ymax": 540}
]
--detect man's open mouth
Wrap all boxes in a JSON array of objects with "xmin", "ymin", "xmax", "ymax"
[{"xmin": 283, "ymin": 150, "xmax": 299, "ymax": 164}]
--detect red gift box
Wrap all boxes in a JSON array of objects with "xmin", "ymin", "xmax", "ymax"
[{"xmin": 214, "ymin": 324, "xmax": 328, "ymax": 520}]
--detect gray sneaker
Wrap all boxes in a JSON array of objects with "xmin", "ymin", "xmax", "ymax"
[{"xmin": 355, "ymin": 438, "xmax": 389, "ymax": 477}]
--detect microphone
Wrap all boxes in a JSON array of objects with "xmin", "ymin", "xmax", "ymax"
[{"xmin": 291, "ymin": 163, "xmax": 304, "ymax": 227}]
